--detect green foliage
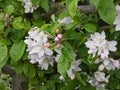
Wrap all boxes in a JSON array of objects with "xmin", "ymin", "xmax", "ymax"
[
  {"xmin": 12, "ymin": 17, "xmax": 23, "ymax": 29},
  {"xmin": 91, "ymin": 0, "xmax": 116, "ymax": 24},
  {"xmin": 58, "ymin": 42, "xmax": 74, "ymax": 77},
  {"xmin": 9, "ymin": 40, "xmax": 26, "ymax": 62},
  {"xmin": 0, "ymin": 45, "xmax": 8, "ymax": 67},
  {"xmin": 67, "ymin": 0, "xmax": 78, "ymax": 17},
  {"xmin": 83, "ymin": 23, "xmax": 97, "ymax": 33},
  {"xmin": 4, "ymin": 5, "xmax": 15, "ymax": 15},
  {"xmin": 23, "ymin": 62, "xmax": 36, "ymax": 79}
]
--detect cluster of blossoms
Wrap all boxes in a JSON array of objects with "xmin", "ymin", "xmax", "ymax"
[
  {"xmin": 85, "ymin": 31, "xmax": 117, "ymax": 58},
  {"xmin": 113, "ymin": 5, "xmax": 120, "ymax": 31},
  {"xmin": 85, "ymin": 31, "xmax": 120, "ymax": 89},
  {"xmin": 22, "ymin": 0, "xmax": 38, "ymax": 13},
  {"xmin": 88, "ymin": 71, "xmax": 109, "ymax": 90},
  {"xmin": 24, "ymin": 27, "xmax": 54, "ymax": 70}
]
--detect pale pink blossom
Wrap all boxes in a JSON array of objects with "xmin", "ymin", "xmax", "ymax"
[{"xmin": 113, "ymin": 5, "xmax": 120, "ymax": 31}]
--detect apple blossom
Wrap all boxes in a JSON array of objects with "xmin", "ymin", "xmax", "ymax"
[
  {"xmin": 24, "ymin": 27, "xmax": 54, "ymax": 70},
  {"xmin": 58, "ymin": 16, "xmax": 74, "ymax": 25},
  {"xmin": 85, "ymin": 31, "xmax": 117, "ymax": 57},
  {"xmin": 113, "ymin": 5, "xmax": 120, "ymax": 31},
  {"xmin": 67, "ymin": 60, "xmax": 81, "ymax": 80},
  {"xmin": 22, "ymin": 0, "xmax": 38, "ymax": 13}
]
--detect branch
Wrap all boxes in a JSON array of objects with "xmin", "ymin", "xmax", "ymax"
[
  {"xmin": 1, "ymin": 65, "xmax": 21, "ymax": 90},
  {"xmin": 39, "ymin": 4, "xmax": 96, "ymax": 21},
  {"xmin": 78, "ymin": 4, "xmax": 96, "ymax": 14}
]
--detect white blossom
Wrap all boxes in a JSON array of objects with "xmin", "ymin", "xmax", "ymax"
[
  {"xmin": 85, "ymin": 31, "xmax": 117, "ymax": 57},
  {"xmin": 113, "ymin": 5, "xmax": 120, "ymax": 31},
  {"xmin": 94, "ymin": 71, "xmax": 105, "ymax": 82},
  {"xmin": 22, "ymin": 0, "xmax": 38, "ymax": 13},
  {"xmin": 24, "ymin": 27, "xmax": 54, "ymax": 70},
  {"xmin": 96, "ymin": 58, "xmax": 120, "ymax": 71},
  {"xmin": 67, "ymin": 60, "xmax": 81, "ymax": 80},
  {"xmin": 58, "ymin": 16, "xmax": 74, "ymax": 25}
]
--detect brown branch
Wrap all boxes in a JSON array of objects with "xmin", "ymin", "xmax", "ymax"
[
  {"xmin": 78, "ymin": 4, "xmax": 96, "ymax": 14},
  {"xmin": 1, "ymin": 65, "xmax": 21, "ymax": 90}
]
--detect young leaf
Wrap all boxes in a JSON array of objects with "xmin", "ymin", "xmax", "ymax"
[
  {"xmin": 68, "ymin": 0, "xmax": 78, "ymax": 17},
  {"xmin": 83, "ymin": 23, "xmax": 97, "ymax": 33},
  {"xmin": 12, "ymin": 17, "xmax": 23, "ymax": 29},
  {"xmin": 91, "ymin": 0, "xmax": 116, "ymax": 24},
  {"xmin": 4, "ymin": 5, "xmax": 15, "ymax": 15},
  {"xmin": 9, "ymin": 40, "xmax": 26, "ymax": 62}
]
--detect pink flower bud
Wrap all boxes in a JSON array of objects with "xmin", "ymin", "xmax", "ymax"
[
  {"xmin": 104, "ymin": 78, "xmax": 109, "ymax": 83},
  {"xmin": 47, "ymin": 34, "xmax": 51, "ymax": 38},
  {"xmin": 98, "ymin": 64, "xmax": 105, "ymax": 71},
  {"xmin": 56, "ymin": 44, "xmax": 61, "ymax": 48},
  {"xmin": 44, "ymin": 43, "xmax": 51, "ymax": 47},
  {"xmin": 113, "ymin": 60, "xmax": 119, "ymax": 69},
  {"xmin": 57, "ymin": 34, "xmax": 63, "ymax": 39},
  {"xmin": 55, "ymin": 29, "xmax": 60, "ymax": 34},
  {"xmin": 54, "ymin": 37, "xmax": 59, "ymax": 42}
]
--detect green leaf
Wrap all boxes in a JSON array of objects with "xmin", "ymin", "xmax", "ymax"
[
  {"xmin": 91, "ymin": 0, "xmax": 116, "ymax": 24},
  {"xmin": 63, "ymin": 42, "xmax": 74, "ymax": 60},
  {"xmin": 11, "ymin": 28, "xmax": 26, "ymax": 42},
  {"xmin": 57, "ymin": 54, "xmax": 71, "ymax": 77},
  {"xmin": 115, "ymin": 69, "xmax": 120, "ymax": 79},
  {"xmin": 80, "ymin": 84, "xmax": 96, "ymax": 90},
  {"xmin": 12, "ymin": 17, "xmax": 23, "ymax": 29},
  {"xmin": 9, "ymin": 40, "xmax": 26, "ymax": 62},
  {"xmin": 4, "ymin": 5, "xmax": 15, "ymax": 15},
  {"xmin": 0, "ymin": 22, "xmax": 4, "ymax": 34},
  {"xmin": 23, "ymin": 21, "xmax": 31, "ymax": 30},
  {"xmin": 0, "ymin": 13, "xmax": 4, "ymax": 21},
  {"xmin": 23, "ymin": 62, "xmax": 36, "ymax": 79},
  {"xmin": 40, "ymin": 0, "xmax": 49, "ymax": 12},
  {"xmin": 0, "ymin": 45, "xmax": 8, "ymax": 68},
  {"xmin": 0, "ymin": 39, "xmax": 11, "ymax": 46},
  {"xmin": 58, "ymin": 42, "xmax": 74, "ymax": 77},
  {"xmin": 64, "ymin": 30, "xmax": 83, "ymax": 40},
  {"xmin": 75, "ymin": 72, "xmax": 86, "ymax": 85},
  {"xmin": 68, "ymin": 0, "xmax": 78, "ymax": 17},
  {"xmin": 83, "ymin": 23, "xmax": 97, "ymax": 33}
]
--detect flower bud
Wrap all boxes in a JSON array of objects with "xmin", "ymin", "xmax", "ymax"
[
  {"xmin": 55, "ymin": 29, "xmax": 60, "ymax": 34},
  {"xmin": 47, "ymin": 34, "xmax": 51, "ymax": 38},
  {"xmin": 104, "ymin": 78, "xmax": 109, "ymax": 83},
  {"xmin": 44, "ymin": 43, "xmax": 51, "ymax": 47},
  {"xmin": 54, "ymin": 37, "xmax": 59, "ymax": 42},
  {"xmin": 57, "ymin": 34, "xmax": 63, "ymax": 39},
  {"xmin": 56, "ymin": 44, "xmax": 61, "ymax": 48}
]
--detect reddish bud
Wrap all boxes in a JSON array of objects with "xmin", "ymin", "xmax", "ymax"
[
  {"xmin": 47, "ymin": 34, "xmax": 51, "ymax": 38},
  {"xmin": 44, "ymin": 43, "xmax": 51, "ymax": 47},
  {"xmin": 54, "ymin": 37, "xmax": 59, "ymax": 42},
  {"xmin": 55, "ymin": 29, "xmax": 60, "ymax": 34},
  {"xmin": 56, "ymin": 44, "xmax": 61, "ymax": 48},
  {"xmin": 57, "ymin": 34, "xmax": 63, "ymax": 39}
]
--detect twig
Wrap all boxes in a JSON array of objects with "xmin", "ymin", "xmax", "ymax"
[{"xmin": 1, "ymin": 65, "xmax": 21, "ymax": 90}]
